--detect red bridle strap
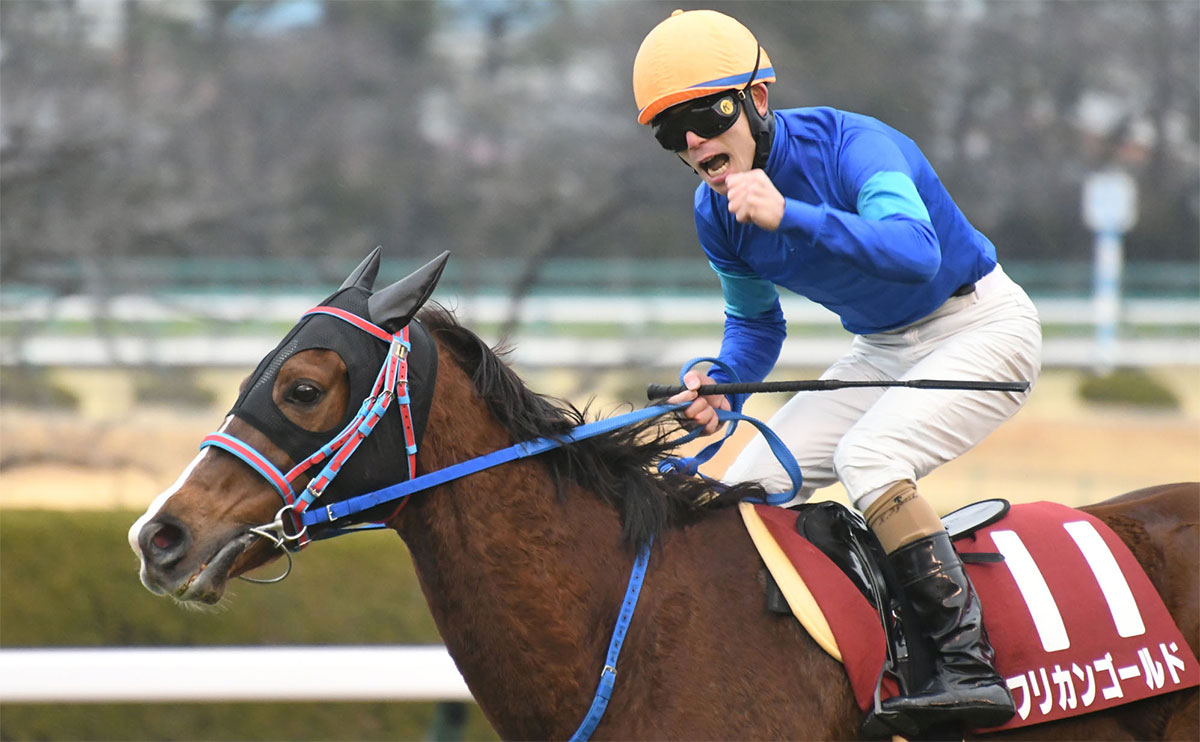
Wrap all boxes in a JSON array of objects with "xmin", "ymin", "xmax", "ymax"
[
  {"xmin": 304, "ymin": 306, "xmax": 393, "ymax": 342},
  {"xmin": 201, "ymin": 432, "xmax": 294, "ymax": 506}
]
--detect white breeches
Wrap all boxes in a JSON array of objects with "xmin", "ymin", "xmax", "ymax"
[{"xmin": 723, "ymin": 265, "xmax": 1043, "ymax": 511}]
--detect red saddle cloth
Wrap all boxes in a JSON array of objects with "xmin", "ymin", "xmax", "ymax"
[{"xmin": 752, "ymin": 500, "xmax": 1199, "ymax": 732}]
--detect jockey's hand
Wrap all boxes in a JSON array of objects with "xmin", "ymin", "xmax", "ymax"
[
  {"xmin": 720, "ymin": 169, "xmax": 787, "ymax": 229},
  {"xmin": 666, "ymin": 370, "xmax": 731, "ymax": 436},
  {"xmin": 726, "ymin": 169, "xmax": 784, "ymax": 231}
]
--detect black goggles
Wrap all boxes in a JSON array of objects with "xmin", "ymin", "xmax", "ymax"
[{"xmin": 652, "ymin": 91, "xmax": 743, "ymax": 152}]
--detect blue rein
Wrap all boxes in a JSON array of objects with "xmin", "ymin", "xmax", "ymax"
[{"xmin": 304, "ymin": 403, "xmax": 690, "ymax": 529}]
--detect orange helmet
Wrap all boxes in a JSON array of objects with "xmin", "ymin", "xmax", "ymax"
[{"xmin": 632, "ymin": 9, "xmax": 775, "ymax": 125}]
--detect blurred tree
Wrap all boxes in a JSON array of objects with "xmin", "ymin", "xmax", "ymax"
[
  {"xmin": 324, "ymin": 0, "xmax": 435, "ymax": 59},
  {"xmin": 1, "ymin": 0, "xmax": 1196, "ymax": 297}
]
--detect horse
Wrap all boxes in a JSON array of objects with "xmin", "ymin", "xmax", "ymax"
[{"xmin": 129, "ymin": 250, "xmax": 1198, "ymax": 741}]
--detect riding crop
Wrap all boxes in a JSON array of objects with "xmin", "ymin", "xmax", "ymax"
[{"xmin": 646, "ymin": 378, "xmax": 1030, "ymax": 399}]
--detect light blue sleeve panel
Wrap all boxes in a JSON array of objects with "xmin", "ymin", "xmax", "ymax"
[
  {"xmin": 775, "ymin": 128, "xmax": 942, "ymax": 284},
  {"xmin": 857, "ymin": 171, "xmax": 931, "ymax": 222},
  {"xmin": 709, "ymin": 261, "xmax": 780, "ymax": 319}
]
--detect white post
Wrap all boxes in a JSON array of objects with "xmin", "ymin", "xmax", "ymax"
[
  {"xmin": 1091, "ymin": 230, "xmax": 1123, "ymax": 375},
  {"xmin": 1082, "ymin": 171, "xmax": 1138, "ymax": 375}
]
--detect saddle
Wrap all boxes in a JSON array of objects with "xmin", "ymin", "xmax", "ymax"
[{"xmin": 741, "ymin": 499, "xmax": 1200, "ymax": 734}]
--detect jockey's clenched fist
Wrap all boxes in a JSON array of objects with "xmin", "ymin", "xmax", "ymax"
[{"xmin": 726, "ymin": 170, "xmax": 784, "ymax": 231}]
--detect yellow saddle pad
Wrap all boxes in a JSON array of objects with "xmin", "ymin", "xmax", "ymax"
[{"xmin": 739, "ymin": 501, "xmax": 842, "ymax": 661}]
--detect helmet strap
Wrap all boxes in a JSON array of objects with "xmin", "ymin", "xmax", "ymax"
[
  {"xmin": 737, "ymin": 45, "xmax": 774, "ymax": 170},
  {"xmin": 739, "ymin": 90, "xmax": 775, "ymax": 170}
]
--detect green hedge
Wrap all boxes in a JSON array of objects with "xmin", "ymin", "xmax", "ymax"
[
  {"xmin": 0, "ymin": 510, "xmax": 499, "ymax": 741},
  {"xmin": 1078, "ymin": 368, "xmax": 1181, "ymax": 409}
]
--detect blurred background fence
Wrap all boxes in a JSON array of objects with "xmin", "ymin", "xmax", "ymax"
[{"xmin": 2, "ymin": 257, "xmax": 1197, "ymax": 370}]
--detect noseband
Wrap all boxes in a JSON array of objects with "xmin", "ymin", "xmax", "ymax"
[{"xmin": 200, "ymin": 306, "xmax": 421, "ymax": 559}]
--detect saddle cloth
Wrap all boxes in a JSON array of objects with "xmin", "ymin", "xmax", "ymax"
[{"xmin": 740, "ymin": 500, "xmax": 1199, "ymax": 732}]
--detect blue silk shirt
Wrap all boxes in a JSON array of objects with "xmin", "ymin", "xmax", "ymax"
[{"xmin": 694, "ymin": 106, "xmax": 997, "ymax": 385}]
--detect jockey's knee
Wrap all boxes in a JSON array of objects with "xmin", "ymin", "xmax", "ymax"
[
  {"xmin": 833, "ymin": 435, "xmax": 916, "ymax": 509},
  {"xmin": 726, "ymin": 433, "xmax": 835, "ymax": 501}
]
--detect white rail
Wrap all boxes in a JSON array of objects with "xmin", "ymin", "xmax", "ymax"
[
  {"xmin": 2, "ymin": 294, "xmax": 1197, "ymax": 368},
  {"xmin": 0, "ymin": 645, "xmax": 473, "ymax": 704},
  {"xmin": 2, "ymin": 331, "xmax": 1197, "ymax": 368},
  {"xmin": 4, "ymin": 292, "xmax": 1198, "ymax": 326}
]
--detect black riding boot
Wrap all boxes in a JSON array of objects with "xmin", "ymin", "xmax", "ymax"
[{"xmin": 863, "ymin": 531, "xmax": 1015, "ymax": 738}]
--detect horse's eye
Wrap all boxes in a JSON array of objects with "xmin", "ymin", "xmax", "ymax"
[{"xmin": 286, "ymin": 382, "xmax": 323, "ymax": 406}]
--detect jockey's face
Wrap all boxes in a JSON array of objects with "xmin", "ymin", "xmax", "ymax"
[{"xmin": 673, "ymin": 84, "xmax": 768, "ymax": 196}]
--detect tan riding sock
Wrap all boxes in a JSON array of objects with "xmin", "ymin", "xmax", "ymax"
[{"xmin": 862, "ymin": 480, "xmax": 946, "ymax": 554}]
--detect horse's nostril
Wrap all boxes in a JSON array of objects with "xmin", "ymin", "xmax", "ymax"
[
  {"xmin": 152, "ymin": 523, "xmax": 182, "ymax": 551},
  {"xmin": 139, "ymin": 517, "xmax": 191, "ymax": 569}
]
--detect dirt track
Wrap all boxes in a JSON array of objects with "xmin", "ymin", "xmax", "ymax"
[{"xmin": 2, "ymin": 368, "xmax": 1197, "ymax": 513}]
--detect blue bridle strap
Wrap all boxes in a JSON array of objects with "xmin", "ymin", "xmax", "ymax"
[
  {"xmin": 569, "ymin": 539, "xmax": 651, "ymax": 742},
  {"xmin": 275, "ymin": 402, "xmax": 676, "ymax": 741}
]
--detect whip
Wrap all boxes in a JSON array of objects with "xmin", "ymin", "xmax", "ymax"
[{"xmin": 646, "ymin": 378, "xmax": 1030, "ymax": 399}]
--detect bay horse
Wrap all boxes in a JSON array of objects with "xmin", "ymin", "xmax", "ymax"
[{"xmin": 129, "ymin": 250, "xmax": 1198, "ymax": 741}]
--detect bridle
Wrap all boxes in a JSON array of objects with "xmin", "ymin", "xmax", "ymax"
[
  {"xmin": 199, "ymin": 305, "xmax": 421, "ymax": 574},
  {"xmin": 197, "ymin": 287, "xmax": 806, "ymax": 573},
  {"xmin": 200, "ymin": 309, "xmax": 806, "ymax": 577}
]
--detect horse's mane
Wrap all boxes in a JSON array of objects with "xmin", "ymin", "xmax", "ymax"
[{"xmin": 417, "ymin": 304, "xmax": 766, "ymax": 551}]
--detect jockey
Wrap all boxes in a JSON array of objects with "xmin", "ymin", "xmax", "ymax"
[{"xmin": 633, "ymin": 9, "xmax": 1041, "ymax": 737}]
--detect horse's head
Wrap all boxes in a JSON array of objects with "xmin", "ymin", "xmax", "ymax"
[{"xmin": 129, "ymin": 248, "xmax": 448, "ymax": 604}]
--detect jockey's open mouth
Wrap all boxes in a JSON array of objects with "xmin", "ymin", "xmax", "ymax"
[{"xmin": 700, "ymin": 153, "xmax": 731, "ymax": 177}]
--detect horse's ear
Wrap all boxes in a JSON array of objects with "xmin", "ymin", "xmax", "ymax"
[
  {"xmin": 339, "ymin": 247, "xmax": 383, "ymax": 291},
  {"xmin": 368, "ymin": 251, "xmax": 450, "ymax": 330}
]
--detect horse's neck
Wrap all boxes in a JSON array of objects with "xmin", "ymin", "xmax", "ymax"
[{"xmin": 398, "ymin": 365, "xmax": 627, "ymax": 738}]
